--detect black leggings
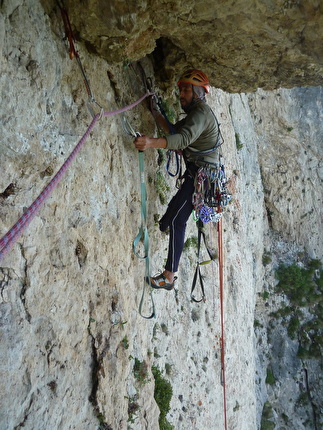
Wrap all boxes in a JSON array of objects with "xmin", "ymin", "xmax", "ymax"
[{"xmin": 159, "ymin": 172, "xmax": 195, "ymax": 273}]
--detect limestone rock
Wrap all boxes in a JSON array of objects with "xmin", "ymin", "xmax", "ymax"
[
  {"xmin": 0, "ymin": 1, "xmax": 322, "ymax": 430},
  {"xmin": 40, "ymin": 0, "xmax": 323, "ymax": 92}
]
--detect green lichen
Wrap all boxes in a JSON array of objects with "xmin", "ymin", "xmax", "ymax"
[
  {"xmin": 152, "ymin": 366, "xmax": 174, "ymax": 430},
  {"xmin": 273, "ymin": 259, "xmax": 323, "ymax": 360},
  {"xmin": 155, "ymin": 171, "xmax": 170, "ymax": 205}
]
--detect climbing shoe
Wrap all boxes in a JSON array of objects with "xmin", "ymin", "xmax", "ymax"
[{"xmin": 149, "ymin": 273, "xmax": 177, "ymax": 291}]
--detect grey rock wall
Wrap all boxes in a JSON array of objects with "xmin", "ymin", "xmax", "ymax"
[{"xmin": 1, "ymin": 1, "xmax": 322, "ymax": 430}]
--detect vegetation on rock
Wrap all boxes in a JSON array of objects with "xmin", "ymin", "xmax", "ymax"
[{"xmin": 272, "ymin": 259, "xmax": 322, "ymax": 360}]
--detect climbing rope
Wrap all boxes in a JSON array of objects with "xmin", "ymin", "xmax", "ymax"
[
  {"xmin": 206, "ymin": 217, "xmax": 227, "ymax": 430},
  {"xmin": 217, "ymin": 216, "xmax": 228, "ymax": 430},
  {"xmin": 188, "ymin": 156, "xmax": 228, "ymax": 427},
  {"xmin": 0, "ymin": 93, "xmax": 153, "ymax": 261}
]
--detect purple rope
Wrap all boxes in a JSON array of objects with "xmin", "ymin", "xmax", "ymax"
[
  {"xmin": 0, "ymin": 93, "xmax": 152, "ymax": 261},
  {"xmin": 103, "ymin": 92, "xmax": 153, "ymax": 117}
]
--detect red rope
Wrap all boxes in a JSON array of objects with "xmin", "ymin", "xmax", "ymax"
[
  {"xmin": 0, "ymin": 93, "xmax": 152, "ymax": 261},
  {"xmin": 218, "ymin": 216, "xmax": 228, "ymax": 430}
]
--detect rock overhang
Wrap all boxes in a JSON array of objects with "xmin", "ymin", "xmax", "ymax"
[{"xmin": 44, "ymin": 0, "xmax": 323, "ymax": 92}]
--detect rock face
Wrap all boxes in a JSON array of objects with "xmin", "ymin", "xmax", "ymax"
[
  {"xmin": 0, "ymin": 1, "xmax": 322, "ymax": 430},
  {"xmin": 39, "ymin": 0, "xmax": 323, "ymax": 92}
]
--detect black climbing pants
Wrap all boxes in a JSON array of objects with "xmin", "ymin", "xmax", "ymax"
[{"xmin": 159, "ymin": 170, "xmax": 195, "ymax": 273}]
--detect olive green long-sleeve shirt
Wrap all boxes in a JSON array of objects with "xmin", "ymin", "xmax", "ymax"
[{"xmin": 165, "ymin": 100, "xmax": 220, "ymax": 167}]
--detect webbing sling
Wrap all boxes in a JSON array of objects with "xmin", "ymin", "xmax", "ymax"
[
  {"xmin": 133, "ymin": 148, "xmax": 156, "ymax": 319},
  {"xmin": 122, "ymin": 115, "xmax": 155, "ymax": 319},
  {"xmin": 190, "ymin": 220, "xmax": 215, "ymax": 302}
]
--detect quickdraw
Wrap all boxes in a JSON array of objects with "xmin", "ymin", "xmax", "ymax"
[
  {"xmin": 192, "ymin": 157, "xmax": 231, "ymax": 223},
  {"xmin": 190, "ymin": 155, "xmax": 231, "ymax": 305}
]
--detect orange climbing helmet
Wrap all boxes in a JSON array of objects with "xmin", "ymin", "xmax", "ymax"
[{"xmin": 177, "ymin": 69, "xmax": 210, "ymax": 93}]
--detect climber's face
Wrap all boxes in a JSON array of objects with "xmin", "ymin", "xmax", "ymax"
[{"xmin": 179, "ymin": 83, "xmax": 194, "ymax": 110}]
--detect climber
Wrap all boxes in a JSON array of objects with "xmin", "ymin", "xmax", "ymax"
[{"xmin": 134, "ymin": 69, "xmax": 221, "ymax": 290}]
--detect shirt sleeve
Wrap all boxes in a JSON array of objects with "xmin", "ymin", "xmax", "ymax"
[{"xmin": 165, "ymin": 108, "xmax": 207, "ymax": 150}]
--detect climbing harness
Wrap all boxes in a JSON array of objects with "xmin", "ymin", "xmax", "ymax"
[
  {"xmin": 56, "ymin": 0, "xmax": 103, "ymax": 118},
  {"xmin": 121, "ymin": 115, "xmax": 155, "ymax": 319}
]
